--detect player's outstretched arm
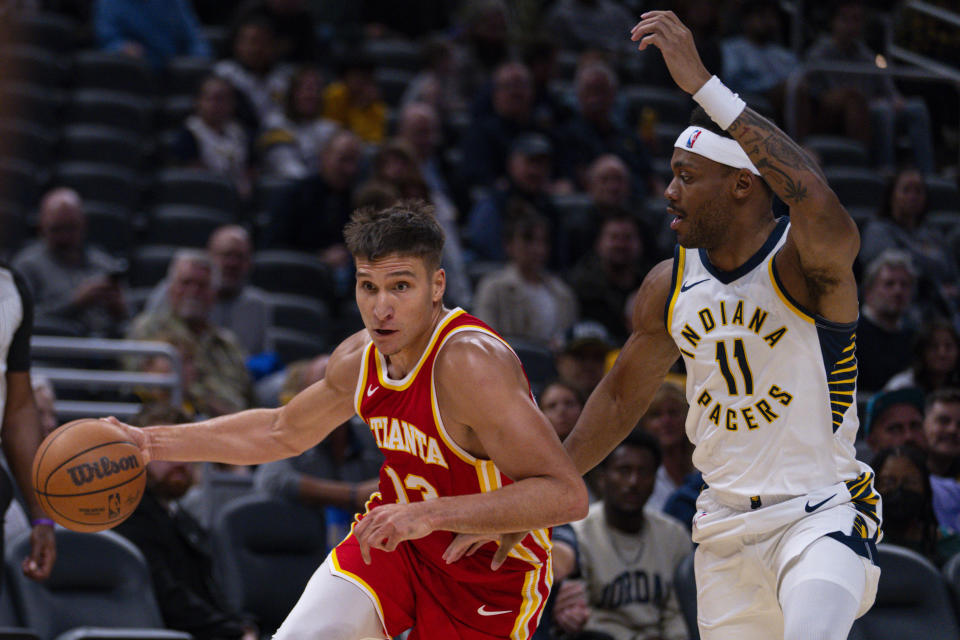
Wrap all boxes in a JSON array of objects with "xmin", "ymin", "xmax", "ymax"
[
  {"xmin": 352, "ymin": 332, "xmax": 588, "ymax": 562},
  {"xmin": 632, "ymin": 10, "xmax": 859, "ymax": 319},
  {"xmin": 119, "ymin": 332, "xmax": 365, "ymax": 465},
  {"xmin": 564, "ymin": 259, "xmax": 679, "ymax": 475}
]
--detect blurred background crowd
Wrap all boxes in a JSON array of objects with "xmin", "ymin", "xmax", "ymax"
[{"xmin": 0, "ymin": 0, "xmax": 958, "ymax": 639}]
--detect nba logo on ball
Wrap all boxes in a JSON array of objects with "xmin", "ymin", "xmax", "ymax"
[{"xmin": 32, "ymin": 419, "xmax": 146, "ymax": 532}]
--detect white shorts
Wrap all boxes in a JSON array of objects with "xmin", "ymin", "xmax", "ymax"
[{"xmin": 692, "ymin": 482, "xmax": 882, "ymax": 639}]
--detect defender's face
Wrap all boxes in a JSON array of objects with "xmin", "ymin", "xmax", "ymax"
[
  {"xmin": 665, "ymin": 149, "xmax": 736, "ymax": 250},
  {"xmin": 355, "ymin": 253, "xmax": 445, "ymax": 357}
]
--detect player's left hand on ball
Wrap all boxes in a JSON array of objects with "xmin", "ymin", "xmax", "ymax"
[{"xmin": 353, "ymin": 503, "xmax": 433, "ymax": 564}]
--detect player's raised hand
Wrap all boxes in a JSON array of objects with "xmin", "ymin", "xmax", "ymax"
[
  {"xmin": 630, "ymin": 11, "xmax": 711, "ymax": 95},
  {"xmin": 353, "ymin": 502, "xmax": 434, "ymax": 564}
]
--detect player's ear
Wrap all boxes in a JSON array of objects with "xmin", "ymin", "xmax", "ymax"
[
  {"xmin": 731, "ymin": 169, "xmax": 757, "ymax": 201},
  {"xmin": 432, "ymin": 267, "xmax": 446, "ymax": 303}
]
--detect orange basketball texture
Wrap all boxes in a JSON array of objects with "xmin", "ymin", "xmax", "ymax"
[{"xmin": 32, "ymin": 419, "xmax": 146, "ymax": 532}]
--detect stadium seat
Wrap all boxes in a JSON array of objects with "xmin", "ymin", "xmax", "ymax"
[
  {"xmin": 82, "ymin": 203, "xmax": 134, "ymax": 258},
  {"xmin": 0, "ymin": 629, "xmax": 38, "ymax": 640},
  {"xmin": 153, "ymin": 168, "xmax": 240, "ymax": 216},
  {"xmin": 61, "ymin": 125, "xmax": 144, "ymax": 169},
  {"xmin": 72, "ymin": 51, "xmax": 155, "ymax": 96},
  {"xmin": 362, "ymin": 38, "xmax": 423, "ymax": 71},
  {"xmin": 802, "ymin": 135, "xmax": 869, "ymax": 169},
  {"xmin": 266, "ymin": 327, "xmax": 328, "ymax": 365},
  {"xmin": 129, "ymin": 245, "xmax": 179, "ymax": 288},
  {"xmin": 622, "ymin": 85, "xmax": 694, "ymax": 127},
  {"xmin": 147, "ymin": 205, "xmax": 233, "ymax": 247},
  {"xmin": 268, "ymin": 293, "xmax": 332, "ymax": 337},
  {"xmin": 56, "ymin": 162, "xmax": 141, "ymax": 211},
  {"xmin": 250, "ymin": 250, "xmax": 334, "ymax": 300},
  {"xmin": 163, "ymin": 57, "xmax": 213, "ymax": 98},
  {"xmin": 66, "ymin": 90, "xmax": 154, "ymax": 136},
  {"xmin": 374, "ymin": 67, "xmax": 416, "ymax": 107},
  {"xmin": 10, "ymin": 11, "xmax": 79, "ymax": 53},
  {"xmin": 925, "ymin": 176, "xmax": 959, "ymax": 214},
  {"xmin": 4, "ymin": 529, "xmax": 191, "ymax": 640},
  {"xmin": 823, "ymin": 168, "xmax": 885, "ymax": 210},
  {"xmin": 0, "ymin": 159, "xmax": 41, "ymax": 210},
  {"xmin": 849, "ymin": 544, "xmax": 960, "ymax": 640},
  {"xmin": 673, "ymin": 551, "xmax": 700, "ymax": 640},
  {"xmin": 0, "ymin": 45, "xmax": 64, "ymax": 87},
  {"xmin": 211, "ymin": 494, "xmax": 328, "ymax": 635},
  {"xmin": 180, "ymin": 463, "xmax": 256, "ymax": 531},
  {"xmin": 0, "ymin": 119, "xmax": 55, "ymax": 168},
  {"xmin": 0, "ymin": 83, "xmax": 62, "ymax": 128},
  {"xmin": 506, "ymin": 337, "xmax": 558, "ymax": 392}
]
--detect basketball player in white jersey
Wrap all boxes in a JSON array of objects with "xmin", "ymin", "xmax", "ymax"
[{"xmin": 560, "ymin": 11, "xmax": 882, "ymax": 640}]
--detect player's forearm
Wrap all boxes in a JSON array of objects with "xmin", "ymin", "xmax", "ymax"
[
  {"xmin": 422, "ymin": 474, "xmax": 588, "ymax": 534},
  {"xmin": 1, "ymin": 406, "xmax": 47, "ymax": 519},
  {"xmin": 144, "ymin": 408, "xmax": 302, "ymax": 465}
]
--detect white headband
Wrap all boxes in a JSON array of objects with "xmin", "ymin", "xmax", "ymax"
[{"xmin": 674, "ymin": 126, "xmax": 761, "ymax": 176}]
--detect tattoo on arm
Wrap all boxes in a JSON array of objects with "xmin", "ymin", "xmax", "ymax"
[{"xmin": 727, "ymin": 108, "xmax": 826, "ymax": 204}]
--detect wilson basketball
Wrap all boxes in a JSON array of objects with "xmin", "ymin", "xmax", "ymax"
[{"xmin": 32, "ymin": 419, "xmax": 146, "ymax": 532}]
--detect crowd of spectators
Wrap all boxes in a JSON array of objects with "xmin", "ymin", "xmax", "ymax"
[{"xmin": 0, "ymin": 0, "xmax": 959, "ymax": 638}]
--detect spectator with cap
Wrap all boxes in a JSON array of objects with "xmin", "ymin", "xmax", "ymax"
[
  {"xmin": 466, "ymin": 133, "xmax": 563, "ymax": 264},
  {"xmin": 856, "ymin": 250, "xmax": 918, "ymax": 393},
  {"xmin": 145, "ymin": 226, "xmax": 271, "ymax": 357},
  {"xmin": 458, "ymin": 61, "xmax": 543, "ymax": 191},
  {"xmin": 127, "ymin": 250, "xmax": 252, "ymax": 418},
  {"xmin": 862, "ymin": 387, "xmax": 927, "ymax": 456},
  {"xmin": 94, "ymin": 0, "xmax": 211, "ymax": 71},
  {"xmin": 473, "ymin": 212, "xmax": 578, "ymax": 348},
  {"xmin": 321, "ymin": 54, "xmax": 387, "ymax": 144},
  {"xmin": 560, "ymin": 61, "xmax": 656, "ymax": 199},
  {"xmin": 924, "ymin": 389, "xmax": 960, "ymax": 533},
  {"xmin": 568, "ymin": 210, "xmax": 653, "ymax": 344},
  {"xmin": 555, "ymin": 321, "xmax": 615, "ymax": 398},
  {"xmin": 13, "ymin": 187, "xmax": 128, "ymax": 338}
]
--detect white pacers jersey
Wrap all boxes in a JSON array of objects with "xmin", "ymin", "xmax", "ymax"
[{"xmin": 666, "ymin": 218, "xmax": 875, "ymax": 516}]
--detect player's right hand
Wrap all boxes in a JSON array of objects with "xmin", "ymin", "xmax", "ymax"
[
  {"xmin": 630, "ymin": 11, "xmax": 711, "ymax": 95},
  {"xmin": 103, "ymin": 416, "xmax": 152, "ymax": 464}
]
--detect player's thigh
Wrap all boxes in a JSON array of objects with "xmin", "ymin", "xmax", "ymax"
[
  {"xmin": 273, "ymin": 555, "xmax": 388, "ymax": 640},
  {"xmin": 694, "ymin": 540, "xmax": 784, "ymax": 640},
  {"xmin": 779, "ymin": 535, "xmax": 877, "ymax": 619}
]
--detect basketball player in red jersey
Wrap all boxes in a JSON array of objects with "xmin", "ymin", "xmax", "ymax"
[{"xmin": 111, "ymin": 201, "xmax": 589, "ymax": 640}]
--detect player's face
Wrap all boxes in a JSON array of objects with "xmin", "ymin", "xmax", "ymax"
[
  {"xmin": 355, "ymin": 253, "xmax": 445, "ymax": 358},
  {"xmin": 923, "ymin": 401, "xmax": 960, "ymax": 459},
  {"xmin": 665, "ymin": 149, "xmax": 736, "ymax": 250},
  {"xmin": 601, "ymin": 445, "xmax": 657, "ymax": 517}
]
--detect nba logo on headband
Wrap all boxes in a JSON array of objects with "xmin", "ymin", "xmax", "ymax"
[{"xmin": 685, "ymin": 129, "xmax": 702, "ymax": 148}]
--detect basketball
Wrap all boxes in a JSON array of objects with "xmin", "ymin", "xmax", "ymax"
[{"xmin": 32, "ymin": 419, "xmax": 146, "ymax": 532}]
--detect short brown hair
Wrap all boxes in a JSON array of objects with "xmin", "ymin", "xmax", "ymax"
[{"xmin": 343, "ymin": 200, "xmax": 444, "ymax": 270}]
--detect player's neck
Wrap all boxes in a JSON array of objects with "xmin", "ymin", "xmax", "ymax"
[
  {"xmin": 704, "ymin": 213, "xmax": 778, "ymax": 273},
  {"xmin": 383, "ymin": 304, "xmax": 447, "ymax": 379}
]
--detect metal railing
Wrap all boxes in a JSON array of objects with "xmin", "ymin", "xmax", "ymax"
[
  {"xmin": 30, "ymin": 336, "xmax": 183, "ymax": 421},
  {"xmin": 783, "ymin": 59, "xmax": 960, "ymax": 168}
]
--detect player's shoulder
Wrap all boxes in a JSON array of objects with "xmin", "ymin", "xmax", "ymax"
[
  {"xmin": 435, "ymin": 329, "xmax": 519, "ymax": 383},
  {"xmin": 324, "ymin": 330, "xmax": 371, "ymax": 391}
]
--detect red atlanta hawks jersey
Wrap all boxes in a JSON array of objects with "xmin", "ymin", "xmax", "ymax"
[{"xmin": 353, "ymin": 308, "xmax": 553, "ymax": 575}]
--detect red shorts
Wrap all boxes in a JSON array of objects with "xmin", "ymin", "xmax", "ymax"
[{"xmin": 331, "ymin": 531, "xmax": 552, "ymax": 639}]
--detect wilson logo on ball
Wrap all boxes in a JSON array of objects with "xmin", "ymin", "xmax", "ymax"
[{"xmin": 65, "ymin": 455, "xmax": 141, "ymax": 487}]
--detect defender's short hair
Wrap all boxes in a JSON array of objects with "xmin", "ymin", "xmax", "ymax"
[{"xmin": 344, "ymin": 200, "xmax": 445, "ymax": 270}]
